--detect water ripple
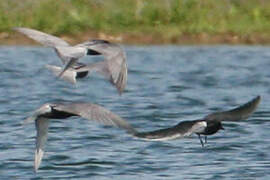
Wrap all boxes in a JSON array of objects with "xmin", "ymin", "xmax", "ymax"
[{"xmin": 0, "ymin": 45, "xmax": 269, "ymax": 179}]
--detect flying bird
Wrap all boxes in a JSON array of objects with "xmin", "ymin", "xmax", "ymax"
[
  {"xmin": 13, "ymin": 27, "xmax": 127, "ymax": 94},
  {"xmin": 25, "ymin": 102, "xmax": 136, "ymax": 172},
  {"xmin": 134, "ymin": 96, "xmax": 261, "ymax": 147},
  {"xmin": 26, "ymin": 96, "xmax": 260, "ymax": 171}
]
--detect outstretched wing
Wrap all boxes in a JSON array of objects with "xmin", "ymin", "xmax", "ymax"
[
  {"xmin": 76, "ymin": 40, "xmax": 120, "ymax": 57},
  {"xmin": 54, "ymin": 103, "xmax": 137, "ymax": 134},
  {"xmin": 134, "ymin": 121, "xmax": 207, "ymax": 141},
  {"xmin": 75, "ymin": 41, "xmax": 127, "ymax": 94},
  {"xmin": 24, "ymin": 104, "xmax": 52, "ymax": 171},
  {"xmin": 13, "ymin": 27, "xmax": 69, "ymax": 47},
  {"xmin": 106, "ymin": 52, "xmax": 127, "ymax": 95},
  {"xmin": 204, "ymin": 96, "xmax": 261, "ymax": 122},
  {"xmin": 35, "ymin": 117, "xmax": 50, "ymax": 172},
  {"xmin": 76, "ymin": 59, "xmax": 127, "ymax": 94},
  {"xmin": 86, "ymin": 42, "xmax": 127, "ymax": 95},
  {"xmin": 14, "ymin": 27, "xmax": 71, "ymax": 64}
]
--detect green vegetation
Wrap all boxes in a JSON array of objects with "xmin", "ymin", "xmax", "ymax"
[{"xmin": 1, "ymin": 0, "xmax": 270, "ymax": 43}]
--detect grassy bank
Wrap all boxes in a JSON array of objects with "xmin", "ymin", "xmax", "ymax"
[{"xmin": 1, "ymin": 0, "xmax": 270, "ymax": 44}]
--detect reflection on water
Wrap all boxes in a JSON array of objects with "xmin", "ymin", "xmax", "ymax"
[{"xmin": 0, "ymin": 45, "xmax": 269, "ymax": 179}]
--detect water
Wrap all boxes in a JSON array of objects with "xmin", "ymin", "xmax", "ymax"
[{"xmin": 0, "ymin": 45, "xmax": 269, "ymax": 179}]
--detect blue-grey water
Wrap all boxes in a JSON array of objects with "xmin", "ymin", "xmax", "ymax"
[{"xmin": 0, "ymin": 45, "xmax": 269, "ymax": 179}]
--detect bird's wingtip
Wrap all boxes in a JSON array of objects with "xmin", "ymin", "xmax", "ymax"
[
  {"xmin": 244, "ymin": 95, "xmax": 261, "ymax": 112},
  {"xmin": 117, "ymin": 89, "xmax": 124, "ymax": 96},
  {"xmin": 34, "ymin": 149, "xmax": 44, "ymax": 172},
  {"xmin": 254, "ymin": 95, "xmax": 261, "ymax": 104}
]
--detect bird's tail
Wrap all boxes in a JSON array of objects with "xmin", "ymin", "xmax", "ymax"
[{"xmin": 45, "ymin": 64, "xmax": 77, "ymax": 84}]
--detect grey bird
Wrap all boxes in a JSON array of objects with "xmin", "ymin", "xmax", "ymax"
[
  {"xmin": 13, "ymin": 27, "xmax": 127, "ymax": 94},
  {"xmin": 134, "ymin": 96, "xmax": 261, "ymax": 147},
  {"xmin": 25, "ymin": 102, "xmax": 136, "ymax": 172}
]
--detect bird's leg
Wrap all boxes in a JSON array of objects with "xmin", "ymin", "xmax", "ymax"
[
  {"xmin": 205, "ymin": 136, "xmax": 207, "ymax": 144},
  {"xmin": 198, "ymin": 134, "xmax": 204, "ymax": 147}
]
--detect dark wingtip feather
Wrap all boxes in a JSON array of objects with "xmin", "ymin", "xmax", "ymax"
[
  {"xmin": 205, "ymin": 95, "xmax": 261, "ymax": 122},
  {"xmin": 114, "ymin": 62, "xmax": 127, "ymax": 96},
  {"xmin": 87, "ymin": 49, "xmax": 102, "ymax": 55},
  {"xmin": 116, "ymin": 73, "xmax": 125, "ymax": 95}
]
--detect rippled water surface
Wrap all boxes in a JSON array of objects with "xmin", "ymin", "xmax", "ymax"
[{"xmin": 0, "ymin": 45, "xmax": 269, "ymax": 179}]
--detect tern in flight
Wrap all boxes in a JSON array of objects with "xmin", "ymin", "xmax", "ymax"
[
  {"xmin": 134, "ymin": 96, "xmax": 261, "ymax": 146},
  {"xmin": 26, "ymin": 96, "xmax": 260, "ymax": 171},
  {"xmin": 14, "ymin": 27, "xmax": 127, "ymax": 94},
  {"xmin": 25, "ymin": 102, "xmax": 136, "ymax": 172}
]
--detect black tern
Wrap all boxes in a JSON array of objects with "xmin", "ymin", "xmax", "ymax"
[
  {"xmin": 134, "ymin": 96, "xmax": 261, "ymax": 147},
  {"xmin": 14, "ymin": 27, "xmax": 127, "ymax": 94},
  {"xmin": 25, "ymin": 102, "xmax": 136, "ymax": 172}
]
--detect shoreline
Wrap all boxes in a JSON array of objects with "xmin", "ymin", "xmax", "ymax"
[
  {"xmin": 1, "ymin": 0, "xmax": 270, "ymax": 46},
  {"xmin": 1, "ymin": 31, "xmax": 270, "ymax": 46}
]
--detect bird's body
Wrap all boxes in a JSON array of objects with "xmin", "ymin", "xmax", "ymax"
[
  {"xmin": 134, "ymin": 121, "xmax": 207, "ymax": 141},
  {"xmin": 14, "ymin": 27, "xmax": 127, "ymax": 94},
  {"xmin": 199, "ymin": 121, "xmax": 224, "ymax": 135}
]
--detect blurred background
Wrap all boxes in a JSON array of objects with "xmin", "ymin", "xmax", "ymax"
[{"xmin": 1, "ymin": 0, "xmax": 270, "ymax": 45}]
